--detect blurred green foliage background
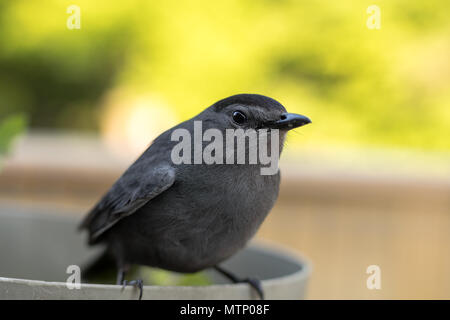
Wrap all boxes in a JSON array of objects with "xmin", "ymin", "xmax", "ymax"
[
  {"xmin": 0, "ymin": 114, "xmax": 26, "ymax": 155},
  {"xmin": 0, "ymin": 0, "xmax": 449, "ymax": 150}
]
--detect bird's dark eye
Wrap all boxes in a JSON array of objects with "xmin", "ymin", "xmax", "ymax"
[{"xmin": 232, "ymin": 111, "xmax": 247, "ymax": 125}]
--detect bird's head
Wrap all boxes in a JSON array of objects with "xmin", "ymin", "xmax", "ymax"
[
  {"xmin": 205, "ymin": 93, "xmax": 311, "ymax": 133},
  {"xmin": 166, "ymin": 94, "xmax": 312, "ymax": 174}
]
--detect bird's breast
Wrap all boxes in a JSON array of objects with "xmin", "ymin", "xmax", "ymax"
[{"xmin": 169, "ymin": 165, "xmax": 280, "ymax": 266}]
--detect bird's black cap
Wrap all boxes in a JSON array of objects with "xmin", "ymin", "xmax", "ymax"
[{"xmin": 213, "ymin": 93, "xmax": 286, "ymax": 112}]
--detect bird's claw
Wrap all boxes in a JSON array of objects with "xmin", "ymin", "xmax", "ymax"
[
  {"xmin": 121, "ymin": 279, "xmax": 144, "ymax": 300},
  {"xmin": 240, "ymin": 277, "xmax": 264, "ymax": 300}
]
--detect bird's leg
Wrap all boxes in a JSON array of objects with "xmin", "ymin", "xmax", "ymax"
[
  {"xmin": 214, "ymin": 265, "xmax": 264, "ymax": 300},
  {"xmin": 117, "ymin": 265, "xmax": 144, "ymax": 300},
  {"xmin": 116, "ymin": 267, "xmax": 127, "ymax": 285}
]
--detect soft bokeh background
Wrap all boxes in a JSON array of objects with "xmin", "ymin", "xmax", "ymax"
[{"xmin": 0, "ymin": 0, "xmax": 449, "ymax": 298}]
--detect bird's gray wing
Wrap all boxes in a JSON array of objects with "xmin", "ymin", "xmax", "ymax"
[{"xmin": 79, "ymin": 163, "xmax": 176, "ymax": 244}]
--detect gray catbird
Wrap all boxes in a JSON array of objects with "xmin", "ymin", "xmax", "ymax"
[{"xmin": 79, "ymin": 93, "xmax": 311, "ymax": 299}]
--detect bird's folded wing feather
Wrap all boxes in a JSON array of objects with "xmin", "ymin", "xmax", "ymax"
[{"xmin": 79, "ymin": 163, "xmax": 176, "ymax": 244}]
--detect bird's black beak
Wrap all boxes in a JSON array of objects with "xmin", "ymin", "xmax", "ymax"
[{"xmin": 266, "ymin": 113, "xmax": 311, "ymax": 130}]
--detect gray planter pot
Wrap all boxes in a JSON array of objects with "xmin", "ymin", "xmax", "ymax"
[{"xmin": 0, "ymin": 206, "xmax": 311, "ymax": 299}]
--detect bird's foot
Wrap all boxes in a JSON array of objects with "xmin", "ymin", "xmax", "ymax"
[
  {"xmin": 236, "ymin": 277, "xmax": 264, "ymax": 300},
  {"xmin": 121, "ymin": 279, "xmax": 144, "ymax": 300},
  {"xmin": 214, "ymin": 266, "xmax": 264, "ymax": 300}
]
